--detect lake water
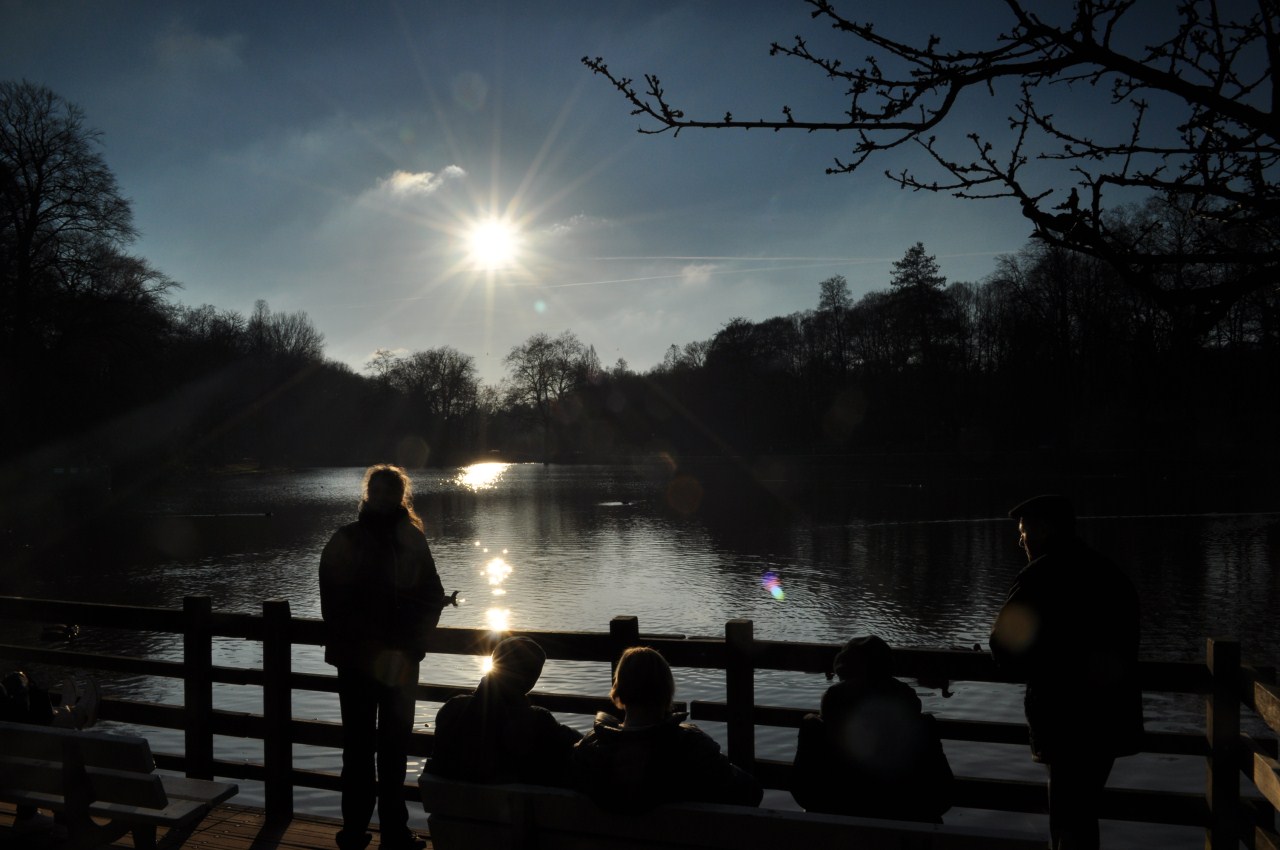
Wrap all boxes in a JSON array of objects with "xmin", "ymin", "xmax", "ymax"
[{"xmin": 4, "ymin": 462, "xmax": 1278, "ymax": 845}]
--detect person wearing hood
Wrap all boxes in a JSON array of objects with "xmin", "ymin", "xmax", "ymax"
[
  {"xmin": 571, "ymin": 646, "xmax": 762, "ymax": 813},
  {"xmin": 990, "ymin": 494, "xmax": 1143, "ymax": 850},
  {"xmin": 791, "ymin": 635, "xmax": 953, "ymax": 822},
  {"xmin": 427, "ymin": 636, "xmax": 582, "ymax": 785},
  {"xmin": 320, "ymin": 465, "xmax": 452, "ymax": 850}
]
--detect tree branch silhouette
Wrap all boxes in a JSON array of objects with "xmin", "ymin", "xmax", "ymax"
[{"xmin": 584, "ymin": 0, "xmax": 1280, "ymax": 334}]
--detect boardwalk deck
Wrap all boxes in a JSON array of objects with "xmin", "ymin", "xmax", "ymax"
[{"xmin": 0, "ymin": 803, "xmax": 434, "ymax": 850}]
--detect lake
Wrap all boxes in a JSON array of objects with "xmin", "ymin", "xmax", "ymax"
[{"xmin": 3, "ymin": 461, "xmax": 1277, "ymax": 845}]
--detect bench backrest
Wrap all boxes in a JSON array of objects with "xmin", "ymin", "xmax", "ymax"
[
  {"xmin": 0, "ymin": 720, "xmax": 169, "ymax": 810},
  {"xmin": 420, "ymin": 773, "xmax": 1046, "ymax": 850}
]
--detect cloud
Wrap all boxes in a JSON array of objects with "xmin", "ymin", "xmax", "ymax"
[
  {"xmin": 377, "ymin": 167, "xmax": 467, "ymax": 199},
  {"xmin": 545, "ymin": 213, "xmax": 612, "ymax": 236},
  {"xmin": 680, "ymin": 263, "xmax": 717, "ymax": 286},
  {"xmin": 154, "ymin": 22, "xmax": 245, "ymax": 73}
]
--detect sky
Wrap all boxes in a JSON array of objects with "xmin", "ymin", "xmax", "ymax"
[{"xmin": 2, "ymin": 1, "xmax": 1138, "ymax": 384}]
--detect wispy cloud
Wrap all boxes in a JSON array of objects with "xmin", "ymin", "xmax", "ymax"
[
  {"xmin": 154, "ymin": 22, "xmax": 245, "ymax": 73},
  {"xmin": 545, "ymin": 214, "xmax": 612, "ymax": 236},
  {"xmin": 378, "ymin": 167, "xmax": 467, "ymax": 198},
  {"xmin": 680, "ymin": 263, "xmax": 717, "ymax": 285}
]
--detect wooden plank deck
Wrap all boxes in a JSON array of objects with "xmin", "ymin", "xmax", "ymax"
[{"xmin": 0, "ymin": 803, "xmax": 434, "ymax": 850}]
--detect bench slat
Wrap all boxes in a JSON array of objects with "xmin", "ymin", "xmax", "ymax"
[
  {"xmin": 1, "ymin": 756, "xmax": 170, "ymax": 809},
  {"xmin": 3, "ymin": 789, "xmax": 212, "ymax": 827},
  {"xmin": 158, "ymin": 776, "xmax": 240, "ymax": 807},
  {"xmin": 0, "ymin": 723, "xmax": 155, "ymax": 773}
]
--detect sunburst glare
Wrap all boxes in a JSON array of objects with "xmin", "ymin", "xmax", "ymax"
[{"xmin": 465, "ymin": 218, "xmax": 521, "ymax": 270}]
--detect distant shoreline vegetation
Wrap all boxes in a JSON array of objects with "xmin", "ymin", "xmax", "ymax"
[{"xmin": 2, "ymin": 83, "xmax": 1278, "ymax": 519}]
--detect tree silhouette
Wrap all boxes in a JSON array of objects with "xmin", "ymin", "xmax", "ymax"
[
  {"xmin": 1, "ymin": 80, "xmax": 175, "ymax": 449},
  {"xmin": 504, "ymin": 330, "xmax": 597, "ymax": 460},
  {"xmin": 584, "ymin": 1, "xmax": 1279, "ymax": 334}
]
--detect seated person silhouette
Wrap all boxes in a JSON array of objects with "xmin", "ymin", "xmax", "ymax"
[
  {"xmin": 571, "ymin": 646, "xmax": 762, "ymax": 813},
  {"xmin": 791, "ymin": 635, "xmax": 953, "ymax": 823},
  {"xmin": 427, "ymin": 636, "xmax": 582, "ymax": 785},
  {"xmin": 2, "ymin": 670, "xmax": 100, "ymax": 836}
]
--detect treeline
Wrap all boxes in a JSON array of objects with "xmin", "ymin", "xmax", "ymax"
[
  {"xmin": 546, "ymin": 240, "xmax": 1280, "ymax": 472},
  {"xmin": 4, "ymin": 80, "xmax": 1280, "ymax": 502}
]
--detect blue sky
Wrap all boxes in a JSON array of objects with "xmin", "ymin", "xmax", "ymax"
[{"xmin": 3, "ymin": 1, "xmax": 1115, "ymax": 383}]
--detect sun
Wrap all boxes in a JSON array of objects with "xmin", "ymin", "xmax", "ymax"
[{"xmin": 465, "ymin": 218, "xmax": 521, "ymax": 270}]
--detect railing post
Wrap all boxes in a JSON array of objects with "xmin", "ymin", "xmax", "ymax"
[
  {"xmin": 182, "ymin": 596, "xmax": 213, "ymax": 780},
  {"xmin": 725, "ymin": 619, "xmax": 755, "ymax": 771},
  {"xmin": 1206, "ymin": 637, "xmax": 1240, "ymax": 850},
  {"xmin": 610, "ymin": 615, "xmax": 640, "ymax": 676},
  {"xmin": 263, "ymin": 599, "xmax": 294, "ymax": 823}
]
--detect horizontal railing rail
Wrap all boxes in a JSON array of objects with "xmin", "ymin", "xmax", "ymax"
[{"xmin": 0, "ymin": 594, "xmax": 1274, "ymax": 845}]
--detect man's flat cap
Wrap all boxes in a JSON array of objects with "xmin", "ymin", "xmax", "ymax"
[{"xmin": 1007, "ymin": 493, "xmax": 1075, "ymax": 524}]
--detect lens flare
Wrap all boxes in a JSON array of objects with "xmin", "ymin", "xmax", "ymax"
[{"xmin": 761, "ymin": 571, "xmax": 785, "ymax": 601}]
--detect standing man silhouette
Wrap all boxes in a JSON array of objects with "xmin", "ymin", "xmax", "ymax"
[
  {"xmin": 321, "ymin": 465, "xmax": 450, "ymax": 850},
  {"xmin": 990, "ymin": 495, "xmax": 1143, "ymax": 850}
]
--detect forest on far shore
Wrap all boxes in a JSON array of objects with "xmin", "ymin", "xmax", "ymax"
[{"xmin": 3, "ymin": 81, "xmax": 1280, "ymax": 517}]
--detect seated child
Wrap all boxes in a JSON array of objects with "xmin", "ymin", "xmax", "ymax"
[
  {"xmin": 571, "ymin": 646, "xmax": 762, "ymax": 813},
  {"xmin": 791, "ymin": 635, "xmax": 953, "ymax": 823},
  {"xmin": 427, "ymin": 636, "xmax": 582, "ymax": 785}
]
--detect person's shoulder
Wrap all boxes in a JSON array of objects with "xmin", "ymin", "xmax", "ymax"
[
  {"xmin": 395, "ymin": 518, "xmax": 428, "ymax": 541},
  {"xmin": 883, "ymin": 676, "xmax": 924, "ymax": 708},
  {"xmin": 528, "ymin": 703, "xmax": 571, "ymax": 724},
  {"xmin": 320, "ymin": 522, "xmax": 360, "ymax": 563},
  {"xmin": 1069, "ymin": 540, "xmax": 1134, "ymax": 583},
  {"xmin": 674, "ymin": 720, "xmax": 724, "ymax": 754},
  {"xmin": 328, "ymin": 521, "xmax": 363, "ymax": 543},
  {"xmin": 577, "ymin": 712, "xmax": 620, "ymax": 746},
  {"xmin": 435, "ymin": 694, "xmax": 472, "ymax": 726}
]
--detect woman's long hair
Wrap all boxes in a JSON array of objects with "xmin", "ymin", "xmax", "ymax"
[
  {"xmin": 610, "ymin": 646, "xmax": 675, "ymax": 713},
  {"xmin": 360, "ymin": 464, "xmax": 424, "ymax": 532}
]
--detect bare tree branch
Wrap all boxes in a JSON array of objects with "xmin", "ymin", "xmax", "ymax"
[{"xmin": 584, "ymin": 0, "xmax": 1279, "ymax": 333}]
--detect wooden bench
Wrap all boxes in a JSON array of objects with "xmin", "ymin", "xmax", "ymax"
[
  {"xmin": 419, "ymin": 772, "xmax": 1045, "ymax": 850},
  {"xmin": 0, "ymin": 720, "xmax": 238, "ymax": 850}
]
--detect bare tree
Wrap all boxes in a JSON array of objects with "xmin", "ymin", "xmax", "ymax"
[
  {"xmin": 246, "ymin": 299, "xmax": 325, "ymax": 361},
  {"xmin": 365, "ymin": 348, "xmax": 402, "ymax": 386},
  {"xmin": 389, "ymin": 346, "xmax": 479, "ymax": 420},
  {"xmin": 584, "ymin": 1, "xmax": 1279, "ymax": 334},
  {"xmin": 504, "ymin": 330, "xmax": 595, "ymax": 459},
  {"xmin": 817, "ymin": 274, "xmax": 853, "ymax": 373},
  {"xmin": 1, "ymin": 80, "xmax": 141, "ymax": 353}
]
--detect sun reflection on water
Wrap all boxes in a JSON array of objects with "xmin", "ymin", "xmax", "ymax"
[
  {"xmin": 456, "ymin": 462, "xmax": 511, "ymax": 491},
  {"xmin": 486, "ymin": 608, "xmax": 511, "ymax": 632},
  {"xmin": 484, "ymin": 557, "xmax": 512, "ymax": 587}
]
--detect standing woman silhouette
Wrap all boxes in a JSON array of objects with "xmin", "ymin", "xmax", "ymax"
[{"xmin": 320, "ymin": 465, "xmax": 450, "ymax": 850}]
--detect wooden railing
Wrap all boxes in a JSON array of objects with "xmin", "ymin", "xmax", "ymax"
[{"xmin": 0, "ymin": 595, "xmax": 1276, "ymax": 847}]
